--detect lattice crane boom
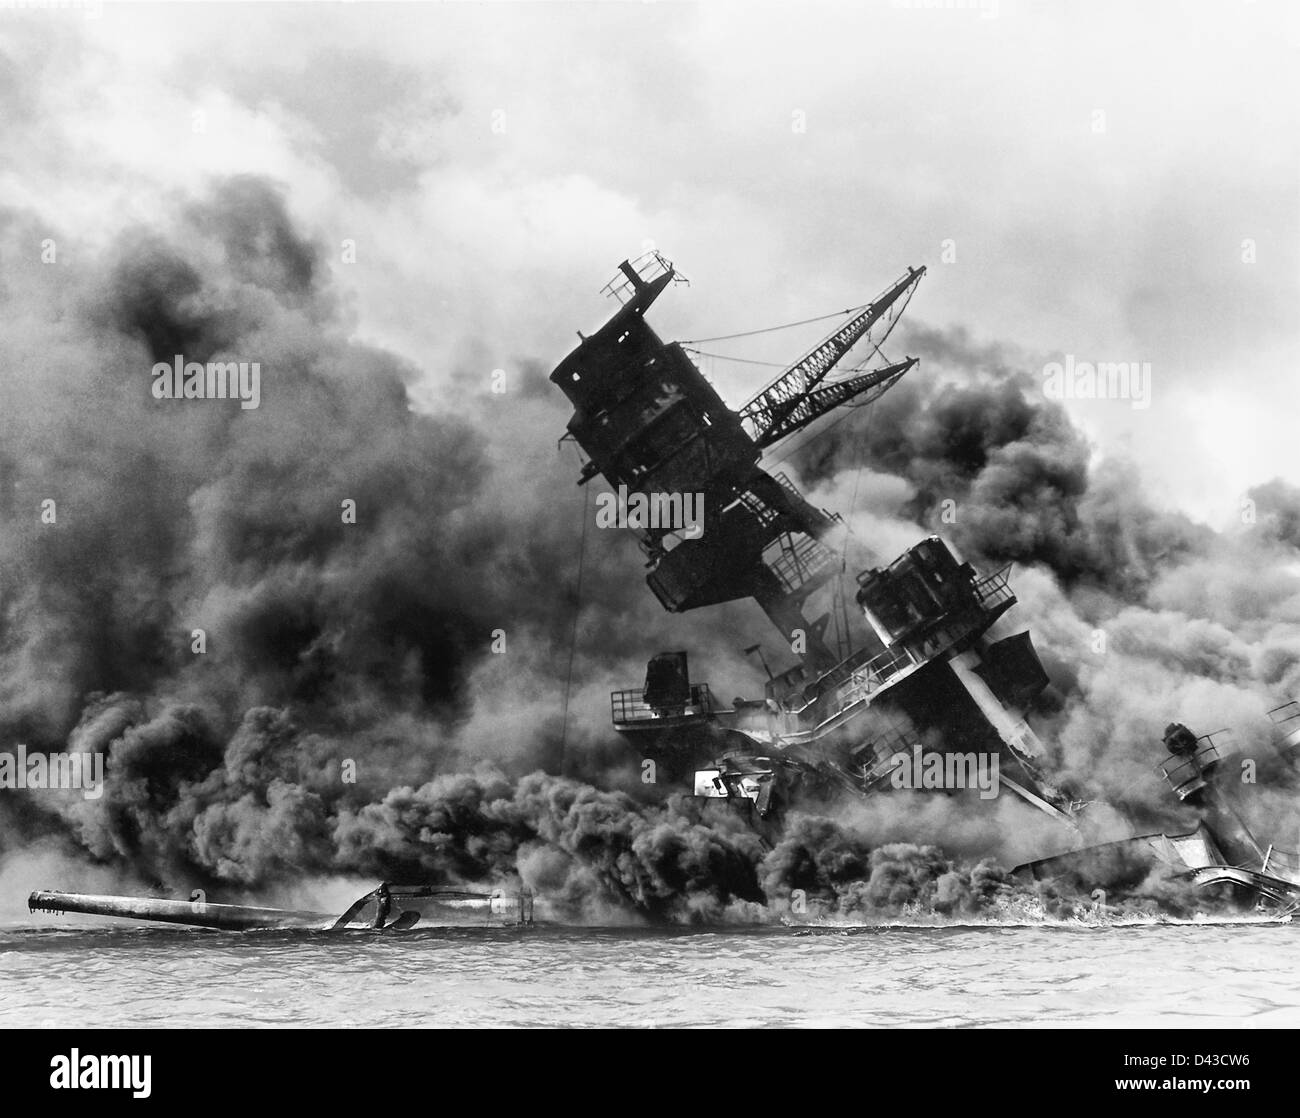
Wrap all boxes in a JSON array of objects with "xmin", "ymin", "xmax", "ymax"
[
  {"xmin": 739, "ymin": 265, "xmax": 925, "ymax": 446},
  {"xmin": 749, "ymin": 357, "xmax": 918, "ymax": 449}
]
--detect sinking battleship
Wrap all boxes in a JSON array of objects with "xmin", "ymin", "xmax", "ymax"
[
  {"xmin": 29, "ymin": 254, "xmax": 1300, "ymax": 930},
  {"xmin": 549, "ymin": 251, "xmax": 1300, "ymax": 914}
]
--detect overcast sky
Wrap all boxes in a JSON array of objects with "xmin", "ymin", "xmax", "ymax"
[{"xmin": 3, "ymin": 0, "xmax": 1297, "ymax": 525}]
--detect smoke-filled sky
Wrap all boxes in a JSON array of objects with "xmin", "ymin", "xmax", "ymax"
[
  {"xmin": 1, "ymin": 1, "xmax": 1299, "ymax": 922},
  {"xmin": 4, "ymin": 1, "xmax": 1298, "ymax": 520}
]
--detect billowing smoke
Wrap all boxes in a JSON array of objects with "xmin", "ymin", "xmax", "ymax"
[
  {"xmin": 0, "ymin": 176, "xmax": 760, "ymax": 909},
  {"xmin": 2, "ymin": 177, "xmax": 1297, "ymax": 925},
  {"xmin": 794, "ymin": 318, "xmax": 1300, "ymax": 849},
  {"xmin": 799, "ymin": 323, "xmax": 1213, "ymax": 598},
  {"xmin": 1248, "ymin": 478, "xmax": 1300, "ymax": 551}
]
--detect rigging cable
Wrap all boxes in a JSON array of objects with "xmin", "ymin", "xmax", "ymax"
[
  {"xmin": 558, "ymin": 460, "xmax": 591, "ymax": 777},
  {"xmin": 680, "ymin": 349, "xmax": 791, "ymax": 369},
  {"xmin": 830, "ymin": 387, "xmax": 880, "ymax": 658},
  {"xmin": 680, "ymin": 305, "xmax": 866, "ymax": 345}
]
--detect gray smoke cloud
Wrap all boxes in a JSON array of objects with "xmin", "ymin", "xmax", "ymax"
[{"xmin": 799, "ymin": 323, "xmax": 1213, "ymax": 598}]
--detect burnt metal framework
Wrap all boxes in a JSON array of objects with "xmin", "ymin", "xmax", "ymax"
[{"xmin": 550, "ymin": 253, "xmax": 925, "ymax": 669}]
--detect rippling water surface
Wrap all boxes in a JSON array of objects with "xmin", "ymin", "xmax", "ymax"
[{"xmin": 3, "ymin": 922, "xmax": 1299, "ymax": 1028}]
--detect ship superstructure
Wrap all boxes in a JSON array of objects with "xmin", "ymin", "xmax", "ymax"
[
  {"xmin": 550, "ymin": 254, "xmax": 1074, "ymax": 830},
  {"xmin": 551, "ymin": 253, "xmax": 922, "ymax": 671}
]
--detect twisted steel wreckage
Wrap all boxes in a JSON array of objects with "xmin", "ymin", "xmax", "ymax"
[
  {"xmin": 549, "ymin": 251, "xmax": 1300, "ymax": 914},
  {"xmin": 29, "ymin": 253, "xmax": 1300, "ymax": 929}
]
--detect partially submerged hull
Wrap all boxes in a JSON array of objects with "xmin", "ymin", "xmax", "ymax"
[
  {"xmin": 29, "ymin": 884, "xmax": 534, "ymax": 931},
  {"xmin": 29, "ymin": 891, "xmax": 331, "ymax": 930}
]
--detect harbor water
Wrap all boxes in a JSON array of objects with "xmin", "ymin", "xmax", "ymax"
[{"xmin": 2, "ymin": 920, "xmax": 1298, "ymax": 1029}]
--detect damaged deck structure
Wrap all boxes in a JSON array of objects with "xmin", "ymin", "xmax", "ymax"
[{"xmin": 551, "ymin": 253, "xmax": 1068, "ymax": 823}]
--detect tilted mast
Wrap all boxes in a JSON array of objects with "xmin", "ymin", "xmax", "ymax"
[{"xmin": 549, "ymin": 253, "xmax": 925, "ymax": 670}]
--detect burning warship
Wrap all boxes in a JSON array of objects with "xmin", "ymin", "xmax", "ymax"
[
  {"xmin": 548, "ymin": 251, "xmax": 1300, "ymax": 915},
  {"xmin": 28, "ymin": 251, "xmax": 1300, "ymax": 930}
]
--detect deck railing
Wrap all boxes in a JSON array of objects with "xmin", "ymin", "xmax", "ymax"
[
  {"xmin": 1156, "ymin": 739, "xmax": 1225, "ymax": 800},
  {"xmin": 974, "ymin": 564, "xmax": 1015, "ymax": 613},
  {"xmin": 611, "ymin": 683, "xmax": 713, "ymax": 724},
  {"xmin": 1270, "ymin": 700, "xmax": 1300, "ymax": 750}
]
